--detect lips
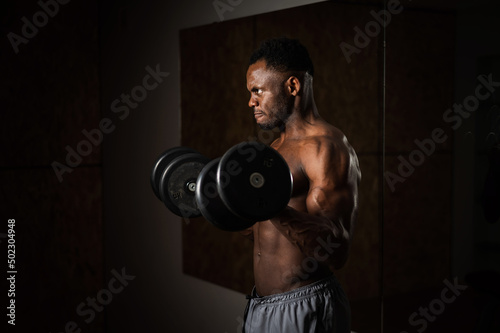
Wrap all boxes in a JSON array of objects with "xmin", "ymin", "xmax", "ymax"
[{"xmin": 254, "ymin": 110, "xmax": 264, "ymax": 120}]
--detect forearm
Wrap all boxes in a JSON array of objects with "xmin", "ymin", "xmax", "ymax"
[{"xmin": 269, "ymin": 206, "xmax": 350, "ymax": 269}]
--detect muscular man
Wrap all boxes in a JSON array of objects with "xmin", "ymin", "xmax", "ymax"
[{"xmin": 242, "ymin": 38, "xmax": 361, "ymax": 333}]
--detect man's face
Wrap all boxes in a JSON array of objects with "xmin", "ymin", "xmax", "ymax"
[{"xmin": 246, "ymin": 60, "xmax": 292, "ymax": 130}]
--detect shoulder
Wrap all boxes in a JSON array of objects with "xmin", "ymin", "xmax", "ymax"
[
  {"xmin": 300, "ymin": 126, "xmax": 351, "ymax": 166},
  {"xmin": 300, "ymin": 126, "xmax": 360, "ymax": 186}
]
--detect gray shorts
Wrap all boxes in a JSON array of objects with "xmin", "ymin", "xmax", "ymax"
[{"xmin": 243, "ymin": 275, "xmax": 350, "ymax": 333}]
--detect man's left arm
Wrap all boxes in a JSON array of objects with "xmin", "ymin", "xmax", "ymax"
[{"xmin": 269, "ymin": 140, "xmax": 360, "ymax": 269}]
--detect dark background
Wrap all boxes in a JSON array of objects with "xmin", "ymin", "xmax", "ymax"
[{"xmin": 1, "ymin": 0, "xmax": 499, "ymax": 332}]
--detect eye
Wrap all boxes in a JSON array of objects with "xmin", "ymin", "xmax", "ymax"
[{"xmin": 252, "ymin": 88, "xmax": 263, "ymax": 95}]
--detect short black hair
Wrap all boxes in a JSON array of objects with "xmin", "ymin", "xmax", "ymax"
[{"xmin": 249, "ymin": 37, "xmax": 314, "ymax": 76}]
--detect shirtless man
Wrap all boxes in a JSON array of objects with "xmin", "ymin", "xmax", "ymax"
[{"xmin": 242, "ymin": 38, "xmax": 361, "ymax": 333}]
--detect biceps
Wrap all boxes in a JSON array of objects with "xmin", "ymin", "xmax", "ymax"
[{"xmin": 306, "ymin": 185, "xmax": 353, "ymax": 222}]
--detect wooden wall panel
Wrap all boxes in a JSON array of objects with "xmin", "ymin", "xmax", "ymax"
[
  {"xmin": 385, "ymin": 10, "xmax": 455, "ymax": 153},
  {"xmin": 0, "ymin": 168, "xmax": 103, "ymax": 332},
  {"xmin": 384, "ymin": 9, "xmax": 455, "ymax": 294},
  {"xmin": 180, "ymin": 17, "xmax": 256, "ymax": 293},
  {"xmin": 180, "ymin": 18, "xmax": 257, "ymax": 158},
  {"xmin": 1, "ymin": 0, "xmax": 103, "ymax": 331},
  {"xmin": 0, "ymin": 1, "xmax": 101, "ymax": 167},
  {"xmin": 383, "ymin": 6, "xmax": 456, "ymax": 332}
]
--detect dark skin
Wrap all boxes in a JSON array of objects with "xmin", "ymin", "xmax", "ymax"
[{"xmin": 244, "ymin": 60, "xmax": 361, "ymax": 296}]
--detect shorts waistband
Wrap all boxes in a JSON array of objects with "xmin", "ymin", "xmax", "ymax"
[{"xmin": 248, "ymin": 274, "xmax": 338, "ymax": 305}]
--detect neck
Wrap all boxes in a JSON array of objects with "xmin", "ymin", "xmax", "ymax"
[{"xmin": 280, "ymin": 81, "xmax": 320, "ymax": 139}]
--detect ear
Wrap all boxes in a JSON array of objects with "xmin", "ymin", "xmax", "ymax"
[{"xmin": 286, "ymin": 76, "xmax": 301, "ymax": 97}]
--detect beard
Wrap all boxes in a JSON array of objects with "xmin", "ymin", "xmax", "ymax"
[{"xmin": 257, "ymin": 93, "xmax": 293, "ymax": 130}]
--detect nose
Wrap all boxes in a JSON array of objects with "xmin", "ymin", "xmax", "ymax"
[{"xmin": 248, "ymin": 95, "xmax": 258, "ymax": 108}]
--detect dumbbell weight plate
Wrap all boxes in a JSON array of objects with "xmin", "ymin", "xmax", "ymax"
[
  {"xmin": 150, "ymin": 147, "xmax": 199, "ymax": 200},
  {"xmin": 158, "ymin": 153, "xmax": 210, "ymax": 218},
  {"xmin": 195, "ymin": 158, "xmax": 256, "ymax": 231},
  {"xmin": 217, "ymin": 142, "xmax": 293, "ymax": 222}
]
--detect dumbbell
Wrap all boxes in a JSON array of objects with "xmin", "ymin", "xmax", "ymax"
[
  {"xmin": 150, "ymin": 147, "xmax": 210, "ymax": 218},
  {"xmin": 150, "ymin": 141, "xmax": 293, "ymax": 231}
]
